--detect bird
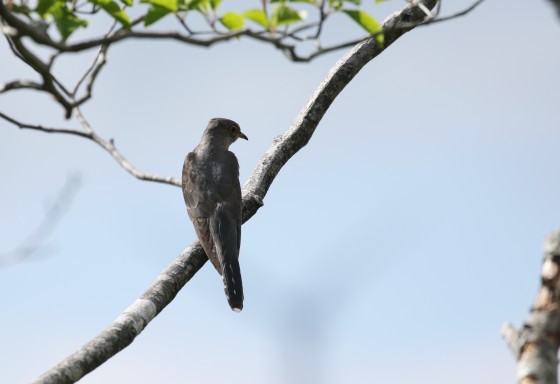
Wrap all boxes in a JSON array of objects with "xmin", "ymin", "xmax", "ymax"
[{"xmin": 182, "ymin": 118, "xmax": 248, "ymax": 312}]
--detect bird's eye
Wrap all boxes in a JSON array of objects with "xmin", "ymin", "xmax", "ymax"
[{"xmin": 230, "ymin": 126, "xmax": 237, "ymax": 134}]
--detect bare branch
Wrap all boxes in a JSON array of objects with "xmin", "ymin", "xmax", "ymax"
[
  {"xmin": 0, "ymin": 111, "xmax": 91, "ymax": 138},
  {"xmin": 3, "ymin": 33, "xmax": 74, "ymax": 116},
  {"xmin": 0, "ymin": 111, "xmax": 180, "ymax": 186},
  {"xmin": 0, "ymin": 79, "xmax": 43, "ymax": 93},
  {"xmin": 397, "ymin": 0, "xmax": 485, "ymax": 28},
  {"xmin": 31, "ymin": 241, "xmax": 208, "ymax": 384},
  {"xmin": 71, "ymin": 22, "xmax": 115, "ymax": 99},
  {"xmin": 427, "ymin": 0, "xmax": 485, "ymax": 24},
  {"xmin": 30, "ymin": 1, "xmax": 439, "ymax": 383},
  {"xmin": 502, "ymin": 231, "xmax": 560, "ymax": 384}
]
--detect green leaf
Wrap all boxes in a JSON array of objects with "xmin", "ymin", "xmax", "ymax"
[
  {"xmin": 243, "ymin": 9, "xmax": 268, "ymax": 28},
  {"xmin": 144, "ymin": 4, "xmax": 171, "ymax": 25},
  {"xmin": 140, "ymin": 0, "xmax": 178, "ymax": 12},
  {"xmin": 185, "ymin": 0, "xmax": 204, "ymax": 8},
  {"xmin": 343, "ymin": 9, "xmax": 380, "ymax": 34},
  {"xmin": 375, "ymin": 32, "xmax": 384, "ymax": 46},
  {"xmin": 50, "ymin": 4, "xmax": 88, "ymax": 41},
  {"xmin": 36, "ymin": 0, "xmax": 58, "ymax": 17},
  {"xmin": 375, "ymin": 0, "xmax": 389, "ymax": 3},
  {"xmin": 220, "ymin": 12, "xmax": 244, "ymax": 30},
  {"xmin": 184, "ymin": 0, "xmax": 207, "ymax": 12},
  {"xmin": 270, "ymin": 4, "xmax": 303, "ymax": 27},
  {"xmin": 344, "ymin": 0, "xmax": 361, "ymax": 5},
  {"xmin": 328, "ymin": 0, "xmax": 342, "ymax": 9},
  {"xmin": 209, "ymin": 0, "xmax": 221, "ymax": 10},
  {"xmin": 120, "ymin": 0, "xmax": 133, "ymax": 6},
  {"xmin": 343, "ymin": 10, "xmax": 383, "ymax": 45},
  {"xmin": 90, "ymin": 0, "xmax": 131, "ymax": 26}
]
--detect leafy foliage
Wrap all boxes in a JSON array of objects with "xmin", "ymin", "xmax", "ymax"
[
  {"xmin": 8, "ymin": 0, "xmax": 387, "ymax": 43},
  {"xmin": 220, "ymin": 12, "xmax": 244, "ymax": 30},
  {"xmin": 90, "ymin": 0, "xmax": 131, "ymax": 27},
  {"xmin": 243, "ymin": 9, "xmax": 268, "ymax": 28}
]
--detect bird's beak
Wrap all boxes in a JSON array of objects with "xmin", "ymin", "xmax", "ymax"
[{"xmin": 238, "ymin": 131, "xmax": 248, "ymax": 141}]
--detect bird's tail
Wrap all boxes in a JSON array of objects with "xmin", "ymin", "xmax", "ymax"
[
  {"xmin": 222, "ymin": 260, "xmax": 244, "ymax": 312},
  {"xmin": 210, "ymin": 203, "xmax": 244, "ymax": 312}
]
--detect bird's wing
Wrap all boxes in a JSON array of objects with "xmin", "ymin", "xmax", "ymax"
[{"xmin": 182, "ymin": 152, "xmax": 222, "ymax": 273}]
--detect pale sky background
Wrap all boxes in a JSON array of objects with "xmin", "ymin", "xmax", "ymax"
[{"xmin": 1, "ymin": 1, "xmax": 559, "ymax": 383}]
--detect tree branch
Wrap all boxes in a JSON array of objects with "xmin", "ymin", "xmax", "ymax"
[
  {"xmin": 0, "ymin": 79, "xmax": 43, "ymax": 93},
  {"xmin": 29, "ymin": 1, "xmax": 439, "ymax": 383},
  {"xmin": 0, "ymin": 1, "xmax": 485, "ymax": 60},
  {"xmin": 0, "ymin": 111, "xmax": 180, "ymax": 186},
  {"xmin": 4, "ymin": 33, "xmax": 74, "ymax": 117},
  {"xmin": 70, "ymin": 23, "xmax": 115, "ymax": 102},
  {"xmin": 503, "ymin": 230, "xmax": 560, "ymax": 384},
  {"xmin": 0, "ymin": 0, "xmax": 485, "ymax": 118},
  {"xmin": 397, "ymin": 0, "xmax": 485, "ymax": 28}
]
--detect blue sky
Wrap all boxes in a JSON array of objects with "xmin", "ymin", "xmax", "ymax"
[{"xmin": 1, "ymin": 1, "xmax": 560, "ymax": 383}]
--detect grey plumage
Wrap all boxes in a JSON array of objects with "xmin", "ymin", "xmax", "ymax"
[{"xmin": 182, "ymin": 118, "xmax": 248, "ymax": 312}]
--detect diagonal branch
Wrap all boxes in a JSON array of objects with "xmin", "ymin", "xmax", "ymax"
[
  {"xmin": 29, "ymin": 1, "xmax": 438, "ymax": 383},
  {"xmin": 70, "ymin": 22, "xmax": 116, "ymax": 104},
  {"xmin": 72, "ymin": 46, "xmax": 108, "ymax": 107},
  {"xmin": 4, "ymin": 33, "xmax": 74, "ymax": 117},
  {"xmin": 502, "ymin": 230, "xmax": 560, "ymax": 384}
]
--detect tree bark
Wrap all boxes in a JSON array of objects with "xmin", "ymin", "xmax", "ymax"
[{"xmin": 503, "ymin": 231, "xmax": 560, "ymax": 384}]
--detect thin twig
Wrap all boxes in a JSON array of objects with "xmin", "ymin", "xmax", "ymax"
[
  {"xmin": 74, "ymin": 107, "xmax": 93, "ymax": 134},
  {"xmin": 397, "ymin": 0, "xmax": 485, "ymax": 28},
  {"xmin": 0, "ymin": 79, "xmax": 43, "ymax": 93},
  {"xmin": 71, "ymin": 21, "xmax": 116, "ymax": 98},
  {"xmin": 175, "ymin": 13, "xmax": 193, "ymax": 35},
  {"xmin": 0, "ymin": 111, "xmax": 180, "ymax": 186},
  {"xmin": 4, "ymin": 33, "xmax": 73, "ymax": 116},
  {"xmin": 0, "ymin": 111, "xmax": 90, "ymax": 137}
]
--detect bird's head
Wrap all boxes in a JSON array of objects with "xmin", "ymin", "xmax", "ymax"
[{"xmin": 203, "ymin": 118, "xmax": 248, "ymax": 149}]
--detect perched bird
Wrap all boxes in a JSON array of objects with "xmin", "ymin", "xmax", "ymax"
[{"xmin": 182, "ymin": 118, "xmax": 248, "ymax": 312}]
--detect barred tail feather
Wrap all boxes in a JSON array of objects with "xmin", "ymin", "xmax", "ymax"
[{"xmin": 223, "ymin": 259, "xmax": 243, "ymax": 312}]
